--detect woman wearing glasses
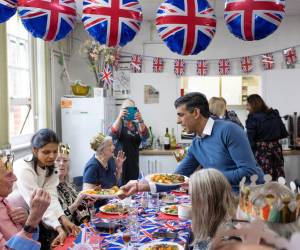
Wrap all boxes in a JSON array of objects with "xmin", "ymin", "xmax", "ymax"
[{"xmin": 8, "ymin": 129, "xmax": 80, "ymax": 249}]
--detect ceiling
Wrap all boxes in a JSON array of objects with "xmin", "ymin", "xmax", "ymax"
[{"xmin": 140, "ymin": 0, "xmax": 300, "ymax": 20}]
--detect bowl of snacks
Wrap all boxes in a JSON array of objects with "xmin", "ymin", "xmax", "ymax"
[{"xmin": 71, "ymin": 81, "xmax": 90, "ymax": 96}]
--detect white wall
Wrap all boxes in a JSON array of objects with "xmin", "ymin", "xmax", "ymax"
[{"xmin": 53, "ymin": 15, "xmax": 300, "ymax": 135}]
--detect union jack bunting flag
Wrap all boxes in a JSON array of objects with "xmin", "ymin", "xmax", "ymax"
[
  {"xmin": 99, "ymin": 64, "xmax": 113, "ymax": 88},
  {"xmin": 241, "ymin": 56, "xmax": 253, "ymax": 74},
  {"xmin": 283, "ymin": 47, "xmax": 297, "ymax": 65},
  {"xmin": 262, "ymin": 53, "xmax": 274, "ymax": 70},
  {"xmin": 156, "ymin": 0, "xmax": 217, "ymax": 55},
  {"xmin": 174, "ymin": 59, "xmax": 185, "ymax": 76},
  {"xmin": 197, "ymin": 60, "xmax": 208, "ymax": 76},
  {"xmin": 219, "ymin": 59, "xmax": 230, "ymax": 75},
  {"xmin": 82, "ymin": 0, "xmax": 143, "ymax": 47},
  {"xmin": 153, "ymin": 57, "xmax": 164, "ymax": 73},
  {"xmin": 131, "ymin": 54, "xmax": 142, "ymax": 73},
  {"xmin": 224, "ymin": 0, "xmax": 286, "ymax": 41},
  {"xmin": 18, "ymin": 0, "xmax": 76, "ymax": 41}
]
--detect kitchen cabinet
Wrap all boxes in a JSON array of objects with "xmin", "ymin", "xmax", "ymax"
[{"xmin": 139, "ymin": 155, "xmax": 178, "ymax": 176}]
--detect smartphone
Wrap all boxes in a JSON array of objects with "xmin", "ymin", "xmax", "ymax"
[{"xmin": 124, "ymin": 107, "xmax": 138, "ymax": 121}]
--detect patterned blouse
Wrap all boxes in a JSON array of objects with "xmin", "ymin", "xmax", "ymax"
[{"xmin": 57, "ymin": 182, "xmax": 90, "ymax": 225}]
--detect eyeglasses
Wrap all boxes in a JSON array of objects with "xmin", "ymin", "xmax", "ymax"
[{"xmin": 0, "ymin": 149, "xmax": 14, "ymax": 171}]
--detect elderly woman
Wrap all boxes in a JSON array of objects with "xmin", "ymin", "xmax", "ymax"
[
  {"xmin": 109, "ymin": 99, "xmax": 149, "ymax": 185},
  {"xmin": 56, "ymin": 144, "xmax": 92, "ymax": 225},
  {"xmin": 83, "ymin": 133, "xmax": 126, "ymax": 190},
  {"xmin": 8, "ymin": 129, "xmax": 80, "ymax": 249},
  {"xmin": 0, "ymin": 149, "xmax": 50, "ymax": 250}
]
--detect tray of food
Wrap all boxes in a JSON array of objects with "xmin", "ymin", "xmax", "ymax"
[
  {"xmin": 81, "ymin": 186, "xmax": 123, "ymax": 199},
  {"xmin": 160, "ymin": 205, "xmax": 178, "ymax": 216},
  {"xmin": 139, "ymin": 241, "xmax": 183, "ymax": 250},
  {"xmin": 145, "ymin": 173, "xmax": 188, "ymax": 186},
  {"xmin": 99, "ymin": 203, "xmax": 130, "ymax": 215}
]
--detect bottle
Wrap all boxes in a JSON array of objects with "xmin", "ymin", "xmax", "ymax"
[
  {"xmin": 147, "ymin": 126, "xmax": 154, "ymax": 149},
  {"xmin": 164, "ymin": 128, "xmax": 171, "ymax": 150},
  {"xmin": 170, "ymin": 128, "xmax": 177, "ymax": 149}
]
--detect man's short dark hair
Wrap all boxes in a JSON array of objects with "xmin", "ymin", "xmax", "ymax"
[{"xmin": 174, "ymin": 92, "xmax": 210, "ymax": 118}]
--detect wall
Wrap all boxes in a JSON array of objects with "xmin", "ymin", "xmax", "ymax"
[{"xmin": 53, "ymin": 15, "xmax": 300, "ymax": 135}]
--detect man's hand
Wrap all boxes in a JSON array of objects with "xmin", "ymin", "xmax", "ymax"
[
  {"xmin": 8, "ymin": 207, "xmax": 28, "ymax": 225},
  {"xmin": 119, "ymin": 180, "xmax": 150, "ymax": 199},
  {"xmin": 60, "ymin": 215, "xmax": 81, "ymax": 236},
  {"xmin": 26, "ymin": 188, "xmax": 51, "ymax": 228}
]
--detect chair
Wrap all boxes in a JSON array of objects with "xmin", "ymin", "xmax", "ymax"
[{"xmin": 73, "ymin": 176, "xmax": 83, "ymax": 192}]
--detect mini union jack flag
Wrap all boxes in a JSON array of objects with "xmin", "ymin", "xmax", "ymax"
[
  {"xmin": 262, "ymin": 53, "xmax": 274, "ymax": 70},
  {"xmin": 131, "ymin": 54, "xmax": 142, "ymax": 73},
  {"xmin": 241, "ymin": 56, "xmax": 253, "ymax": 74},
  {"xmin": 174, "ymin": 59, "xmax": 185, "ymax": 76},
  {"xmin": 283, "ymin": 47, "xmax": 297, "ymax": 65},
  {"xmin": 197, "ymin": 60, "xmax": 208, "ymax": 76},
  {"xmin": 153, "ymin": 57, "xmax": 164, "ymax": 73},
  {"xmin": 99, "ymin": 64, "xmax": 113, "ymax": 88},
  {"xmin": 219, "ymin": 59, "xmax": 230, "ymax": 75}
]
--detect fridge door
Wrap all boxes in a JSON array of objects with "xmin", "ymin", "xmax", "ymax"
[{"xmin": 61, "ymin": 97, "xmax": 104, "ymax": 178}]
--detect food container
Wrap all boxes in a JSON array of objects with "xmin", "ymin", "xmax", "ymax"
[{"xmin": 71, "ymin": 82, "xmax": 90, "ymax": 96}]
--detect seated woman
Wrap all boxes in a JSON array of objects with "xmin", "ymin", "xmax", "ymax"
[
  {"xmin": 83, "ymin": 133, "xmax": 126, "ymax": 190},
  {"xmin": 8, "ymin": 129, "xmax": 80, "ymax": 249},
  {"xmin": 0, "ymin": 148, "xmax": 50, "ymax": 250},
  {"xmin": 56, "ymin": 144, "xmax": 93, "ymax": 225}
]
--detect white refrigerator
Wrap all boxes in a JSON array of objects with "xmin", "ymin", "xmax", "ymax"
[{"xmin": 61, "ymin": 96, "xmax": 116, "ymax": 178}]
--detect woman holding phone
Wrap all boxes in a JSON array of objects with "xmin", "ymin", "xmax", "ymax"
[{"xmin": 109, "ymin": 99, "xmax": 149, "ymax": 185}]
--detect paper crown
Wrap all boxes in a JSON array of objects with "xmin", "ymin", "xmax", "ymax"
[
  {"xmin": 0, "ymin": 148, "xmax": 14, "ymax": 172},
  {"xmin": 239, "ymin": 175, "xmax": 300, "ymax": 224},
  {"xmin": 58, "ymin": 143, "xmax": 70, "ymax": 156}
]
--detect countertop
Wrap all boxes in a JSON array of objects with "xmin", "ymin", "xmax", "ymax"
[{"xmin": 139, "ymin": 149, "xmax": 300, "ymax": 156}]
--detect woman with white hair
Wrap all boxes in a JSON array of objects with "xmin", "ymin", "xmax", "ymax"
[
  {"xmin": 109, "ymin": 99, "xmax": 149, "ymax": 185},
  {"xmin": 83, "ymin": 133, "xmax": 126, "ymax": 190}
]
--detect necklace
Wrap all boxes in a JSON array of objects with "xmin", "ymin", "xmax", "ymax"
[{"xmin": 95, "ymin": 155, "xmax": 108, "ymax": 170}]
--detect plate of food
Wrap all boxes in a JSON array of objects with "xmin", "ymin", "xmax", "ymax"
[
  {"xmin": 145, "ymin": 173, "xmax": 188, "ymax": 186},
  {"xmin": 139, "ymin": 241, "xmax": 183, "ymax": 250},
  {"xmin": 99, "ymin": 203, "xmax": 130, "ymax": 215},
  {"xmin": 160, "ymin": 205, "xmax": 178, "ymax": 216},
  {"xmin": 81, "ymin": 186, "xmax": 123, "ymax": 199}
]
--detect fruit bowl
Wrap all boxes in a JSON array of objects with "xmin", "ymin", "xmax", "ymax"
[{"xmin": 71, "ymin": 83, "xmax": 90, "ymax": 96}]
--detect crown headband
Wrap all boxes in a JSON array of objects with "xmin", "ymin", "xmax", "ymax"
[
  {"xmin": 0, "ymin": 149, "xmax": 14, "ymax": 172},
  {"xmin": 239, "ymin": 175, "xmax": 300, "ymax": 224},
  {"xmin": 58, "ymin": 143, "xmax": 70, "ymax": 155}
]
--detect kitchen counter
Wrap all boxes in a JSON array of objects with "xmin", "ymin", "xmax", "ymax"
[
  {"xmin": 140, "ymin": 149, "xmax": 300, "ymax": 156},
  {"xmin": 139, "ymin": 149, "xmax": 176, "ymax": 155}
]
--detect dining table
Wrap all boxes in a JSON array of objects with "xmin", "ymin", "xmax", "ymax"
[{"xmin": 54, "ymin": 192, "xmax": 191, "ymax": 250}]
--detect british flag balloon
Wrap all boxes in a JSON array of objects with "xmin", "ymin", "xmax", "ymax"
[
  {"xmin": 0, "ymin": 0, "xmax": 17, "ymax": 23},
  {"xmin": 156, "ymin": 0, "xmax": 216, "ymax": 56},
  {"xmin": 82, "ymin": 0, "xmax": 143, "ymax": 48},
  {"xmin": 18, "ymin": 0, "xmax": 77, "ymax": 41},
  {"xmin": 224, "ymin": 0, "xmax": 285, "ymax": 41}
]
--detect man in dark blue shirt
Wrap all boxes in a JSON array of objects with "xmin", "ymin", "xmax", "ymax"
[{"xmin": 120, "ymin": 92, "xmax": 264, "ymax": 195}]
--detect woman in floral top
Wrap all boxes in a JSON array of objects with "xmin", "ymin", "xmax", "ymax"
[
  {"xmin": 109, "ymin": 99, "xmax": 149, "ymax": 185},
  {"xmin": 56, "ymin": 144, "xmax": 92, "ymax": 225}
]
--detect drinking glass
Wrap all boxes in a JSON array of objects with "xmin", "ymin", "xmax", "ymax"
[
  {"xmin": 122, "ymin": 230, "xmax": 131, "ymax": 250},
  {"xmin": 149, "ymin": 193, "xmax": 160, "ymax": 212}
]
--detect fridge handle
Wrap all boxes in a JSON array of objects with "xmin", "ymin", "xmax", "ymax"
[
  {"xmin": 154, "ymin": 160, "xmax": 157, "ymax": 173},
  {"xmin": 147, "ymin": 160, "xmax": 150, "ymax": 175}
]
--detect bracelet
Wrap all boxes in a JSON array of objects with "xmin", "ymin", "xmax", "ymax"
[{"xmin": 136, "ymin": 180, "xmax": 139, "ymax": 192}]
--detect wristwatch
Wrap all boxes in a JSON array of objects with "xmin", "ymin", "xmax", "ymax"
[
  {"xmin": 64, "ymin": 207, "xmax": 72, "ymax": 216},
  {"xmin": 23, "ymin": 224, "xmax": 38, "ymax": 233}
]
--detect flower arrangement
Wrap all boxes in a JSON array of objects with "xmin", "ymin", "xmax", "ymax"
[{"xmin": 80, "ymin": 39, "xmax": 120, "ymax": 87}]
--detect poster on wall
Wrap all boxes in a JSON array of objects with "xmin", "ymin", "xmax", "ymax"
[
  {"xmin": 144, "ymin": 85, "xmax": 159, "ymax": 104},
  {"xmin": 113, "ymin": 71, "xmax": 130, "ymax": 98}
]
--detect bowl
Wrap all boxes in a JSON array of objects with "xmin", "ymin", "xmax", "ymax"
[{"xmin": 71, "ymin": 83, "xmax": 90, "ymax": 96}]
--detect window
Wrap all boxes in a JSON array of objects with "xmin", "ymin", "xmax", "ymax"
[
  {"xmin": 6, "ymin": 16, "xmax": 34, "ymax": 146},
  {"xmin": 181, "ymin": 75, "xmax": 261, "ymax": 105},
  {"xmin": 3, "ymin": 16, "xmax": 49, "ymax": 147}
]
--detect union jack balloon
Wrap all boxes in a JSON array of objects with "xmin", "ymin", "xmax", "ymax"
[
  {"xmin": 18, "ymin": 0, "xmax": 77, "ymax": 41},
  {"xmin": 156, "ymin": 0, "xmax": 217, "ymax": 55},
  {"xmin": 0, "ymin": 0, "xmax": 17, "ymax": 23},
  {"xmin": 224, "ymin": 0, "xmax": 285, "ymax": 41},
  {"xmin": 82, "ymin": 0, "xmax": 143, "ymax": 48}
]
